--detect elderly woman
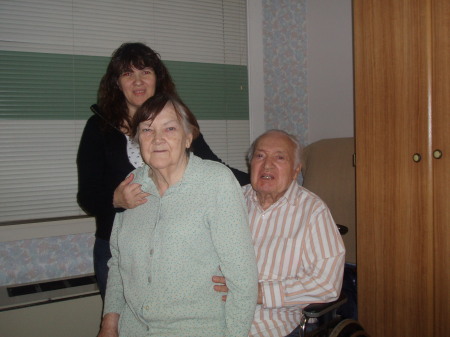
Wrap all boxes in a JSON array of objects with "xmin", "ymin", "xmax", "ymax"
[{"xmin": 97, "ymin": 93, "xmax": 258, "ymax": 337}]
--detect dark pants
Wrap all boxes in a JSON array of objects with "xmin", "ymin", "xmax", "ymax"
[
  {"xmin": 285, "ymin": 325, "xmax": 301, "ymax": 337},
  {"xmin": 93, "ymin": 237, "xmax": 112, "ymax": 300}
]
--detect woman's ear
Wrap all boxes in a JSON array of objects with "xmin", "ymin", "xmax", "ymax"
[{"xmin": 185, "ymin": 133, "xmax": 193, "ymax": 149}]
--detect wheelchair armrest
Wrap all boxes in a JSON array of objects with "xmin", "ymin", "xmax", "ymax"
[
  {"xmin": 302, "ymin": 293, "xmax": 347, "ymax": 318},
  {"xmin": 336, "ymin": 224, "xmax": 348, "ymax": 235}
]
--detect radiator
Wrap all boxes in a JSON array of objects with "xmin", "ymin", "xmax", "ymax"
[{"xmin": 0, "ymin": 274, "xmax": 102, "ymax": 337}]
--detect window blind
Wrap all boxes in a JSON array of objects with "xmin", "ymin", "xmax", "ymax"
[{"xmin": 0, "ymin": 0, "xmax": 249, "ymax": 224}]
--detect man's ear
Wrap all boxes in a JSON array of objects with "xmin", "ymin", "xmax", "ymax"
[{"xmin": 293, "ymin": 164, "xmax": 302, "ymax": 180}]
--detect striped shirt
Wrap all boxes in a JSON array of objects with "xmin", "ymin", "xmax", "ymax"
[{"xmin": 243, "ymin": 181, "xmax": 345, "ymax": 337}]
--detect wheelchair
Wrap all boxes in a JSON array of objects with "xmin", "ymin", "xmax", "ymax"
[
  {"xmin": 299, "ymin": 294, "xmax": 368, "ymax": 337},
  {"xmin": 300, "ymin": 138, "xmax": 367, "ymax": 336},
  {"xmin": 298, "ymin": 225, "xmax": 368, "ymax": 337}
]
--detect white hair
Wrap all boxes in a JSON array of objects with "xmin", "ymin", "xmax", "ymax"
[{"xmin": 247, "ymin": 129, "xmax": 303, "ymax": 167}]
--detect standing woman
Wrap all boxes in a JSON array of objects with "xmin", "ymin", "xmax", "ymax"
[
  {"xmin": 77, "ymin": 42, "xmax": 249, "ymax": 298},
  {"xmin": 98, "ymin": 93, "xmax": 257, "ymax": 336}
]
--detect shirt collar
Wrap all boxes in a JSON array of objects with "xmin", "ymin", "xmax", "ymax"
[
  {"xmin": 249, "ymin": 180, "xmax": 300, "ymax": 209},
  {"xmin": 135, "ymin": 152, "xmax": 197, "ymax": 196}
]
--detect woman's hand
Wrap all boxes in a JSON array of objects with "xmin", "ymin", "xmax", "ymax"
[
  {"xmin": 97, "ymin": 313, "xmax": 119, "ymax": 337},
  {"xmin": 113, "ymin": 173, "xmax": 150, "ymax": 209},
  {"xmin": 97, "ymin": 327, "xmax": 118, "ymax": 337}
]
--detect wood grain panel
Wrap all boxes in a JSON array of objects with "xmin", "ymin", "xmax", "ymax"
[
  {"xmin": 431, "ymin": 1, "xmax": 450, "ymax": 334},
  {"xmin": 353, "ymin": 0, "xmax": 434, "ymax": 336}
]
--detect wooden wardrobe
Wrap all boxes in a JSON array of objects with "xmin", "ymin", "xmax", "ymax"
[{"xmin": 353, "ymin": 0, "xmax": 449, "ymax": 336}]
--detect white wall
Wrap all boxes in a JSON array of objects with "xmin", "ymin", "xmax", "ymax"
[
  {"xmin": 306, "ymin": 0, "xmax": 354, "ymax": 143},
  {"xmin": 247, "ymin": 0, "xmax": 354, "ymax": 144},
  {"xmin": 247, "ymin": 0, "xmax": 265, "ymax": 143},
  {"xmin": 0, "ymin": 295, "xmax": 102, "ymax": 337}
]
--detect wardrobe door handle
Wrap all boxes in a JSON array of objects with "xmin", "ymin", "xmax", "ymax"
[
  {"xmin": 413, "ymin": 153, "xmax": 422, "ymax": 162},
  {"xmin": 433, "ymin": 149, "xmax": 443, "ymax": 159}
]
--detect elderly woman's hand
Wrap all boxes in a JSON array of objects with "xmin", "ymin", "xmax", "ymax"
[
  {"xmin": 97, "ymin": 313, "xmax": 119, "ymax": 337},
  {"xmin": 97, "ymin": 327, "xmax": 118, "ymax": 337},
  {"xmin": 113, "ymin": 173, "xmax": 150, "ymax": 209}
]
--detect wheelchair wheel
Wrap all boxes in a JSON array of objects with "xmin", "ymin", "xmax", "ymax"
[{"xmin": 328, "ymin": 319, "xmax": 369, "ymax": 337}]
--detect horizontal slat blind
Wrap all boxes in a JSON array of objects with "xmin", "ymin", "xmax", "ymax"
[
  {"xmin": 0, "ymin": 0, "xmax": 247, "ymax": 64},
  {"xmin": 0, "ymin": 0, "xmax": 249, "ymax": 224},
  {"xmin": 0, "ymin": 121, "xmax": 85, "ymax": 221},
  {"xmin": 199, "ymin": 120, "xmax": 250, "ymax": 171}
]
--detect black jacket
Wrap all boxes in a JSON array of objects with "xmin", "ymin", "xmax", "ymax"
[{"xmin": 77, "ymin": 105, "xmax": 249, "ymax": 240}]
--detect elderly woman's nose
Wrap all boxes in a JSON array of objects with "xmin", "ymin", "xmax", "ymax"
[{"xmin": 151, "ymin": 129, "xmax": 164, "ymax": 143}]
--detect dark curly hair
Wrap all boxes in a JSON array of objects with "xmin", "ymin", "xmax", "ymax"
[{"xmin": 98, "ymin": 42, "xmax": 177, "ymax": 132}]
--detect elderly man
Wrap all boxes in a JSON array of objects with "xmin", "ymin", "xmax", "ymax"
[{"xmin": 213, "ymin": 129, "xmax": 345, "ymax": 337}]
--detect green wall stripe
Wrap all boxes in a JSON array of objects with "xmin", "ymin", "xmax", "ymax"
[
  {"xmin": 166, "ymin": 60, "xmax": 249, "ymax": 120},
  {"xmin": 0, "ymin": 50, "xmax": 249, "ymax": 121}
]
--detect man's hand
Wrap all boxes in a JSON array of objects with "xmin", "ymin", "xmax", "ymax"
[
  {"xmin": 212, "ymin": 276, "xmax": 229, "ymax": 302},
  {"xmin": 212, "ymin": 276, "xmax": 263, "ymax": 304},
  {"xmin": 113, "ymin": 173, "xmax": 150, "ymax": 209}
]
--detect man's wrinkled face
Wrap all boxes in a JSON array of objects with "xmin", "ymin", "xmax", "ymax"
[{"xmin": 250, "ymin": 132, "xmax": 301, "ymax": 203}]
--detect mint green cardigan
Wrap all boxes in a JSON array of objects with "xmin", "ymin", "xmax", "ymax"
[{"xmin": 104, "ymin": 154, "xmax": 258, "ymax": 337}]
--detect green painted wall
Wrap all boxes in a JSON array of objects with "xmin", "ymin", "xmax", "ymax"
[{"xmin": 0, "ymin": 51, "xmax": 249, "ymax": 120}]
